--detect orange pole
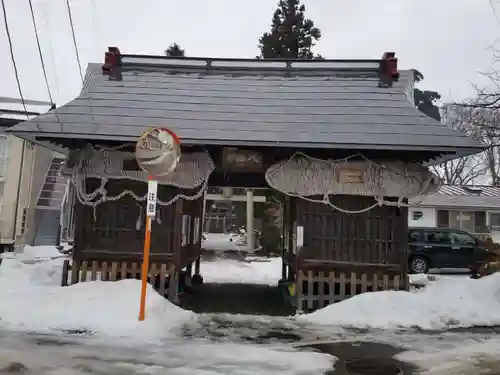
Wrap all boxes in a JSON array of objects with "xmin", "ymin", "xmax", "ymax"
[{"xmin": 139, "ymin": 215, "xmax": 152, "ymax": 321}]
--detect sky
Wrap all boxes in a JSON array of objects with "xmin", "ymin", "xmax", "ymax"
[{"xmin": 0, "ymin": 0, "xmax": 499, "ymax": 109}]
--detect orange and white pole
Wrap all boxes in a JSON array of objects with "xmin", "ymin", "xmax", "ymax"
[{"xmin": 139, "ymin": 177, "xmax": 158, "ymax": 321}]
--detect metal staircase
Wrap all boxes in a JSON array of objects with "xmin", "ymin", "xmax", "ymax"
[{"xmin": 32, "ymin": 157, "xmax": 67, "ymax": 246}]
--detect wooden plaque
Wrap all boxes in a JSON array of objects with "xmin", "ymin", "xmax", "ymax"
[
  {"xmin": 222, "ymin": 147, "xmax": 263, "ymax": 172},
  {"xmin": 338, "ymin": 167, "xmax": 364, "ymax": 183}
]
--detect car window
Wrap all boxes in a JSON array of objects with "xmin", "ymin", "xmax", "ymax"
[
  {"xmin": 409, "ymin": 230, "xmax": 421, "ymax": 241},
  {"xmin": 450, "ymin": 232, "xmax": 477, "ymax": 245},
  {"xmin": 424, "ymin": 231, "xmax": 451, "ymax": 244}
]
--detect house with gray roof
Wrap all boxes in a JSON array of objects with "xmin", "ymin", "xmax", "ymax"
[
  {"xmin": 409, "ymin": 185, "xmax": 500, "ymax": 240},
  {"xmin": 4, "ymin": 48, "xmax": 488, "ymax": 308},
  {"xmin": 6, "ymin": 50, "xmax": 484, "ymax": 156}
]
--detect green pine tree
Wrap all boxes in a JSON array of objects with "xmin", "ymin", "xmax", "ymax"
[
  {"xmin": 413, "ymin": 70, "xmax": 441, "ymax": 121},
  {"xmin": 258, "ymin": 0, "xmax": 322, "ymax": 59},
  {"xmin": 165, "ymin": 43, "xmax": 185, "ymax": 57}
]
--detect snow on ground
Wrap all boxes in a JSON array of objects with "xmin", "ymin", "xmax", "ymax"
[
  {"xmin": 397, "ymin": 337, "xmax": 500, "ymax": 375},
  {"xmin": 0, "ymin": 245, "xmax": 63, "ymax": 260},
  {"xmin": 0, "ymin": 333, "xmax": 336, "ymax": 375},
  {"xmin": 299, "ymin": 273, "xmax": 500, "ymax": 330},
  {"xmin": 0, "ymin": 246, "xmax": 194, "ymax": 340},
  {"xmin": 202, "ymin": 257, "xmax": 282, "ymax": 285}
]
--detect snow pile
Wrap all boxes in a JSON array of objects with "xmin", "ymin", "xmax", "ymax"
[
  {"xmin": 299, "ymin": 273, "xmax": 500, "ymax": 330},
  {"xmin": 0, "ymin": 247, "xmax": 195, "ymax": 339},
  {"xmin": 202, "ymin": 257, "xmax": 282, "ymax": 285}
]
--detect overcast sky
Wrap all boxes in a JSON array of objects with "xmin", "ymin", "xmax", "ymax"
[{"xmin": 1, "ymin": 0, "xmax": 499, "ymax": 108}]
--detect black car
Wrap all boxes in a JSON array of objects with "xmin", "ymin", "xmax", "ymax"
[{"xmin": 408, "ymin": 227, "xmax": 492, "ymax": 274}]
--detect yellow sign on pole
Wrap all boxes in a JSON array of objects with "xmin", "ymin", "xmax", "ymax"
[{"xmin": 136, "ymin": 128, "xmax": 180, "ymax": 322}]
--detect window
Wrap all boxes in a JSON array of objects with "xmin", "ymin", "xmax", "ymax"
[
  {"xmin": 450, "ymin": 231, "xmax": 477, "ymax": 245},
  {"xmin": 424, "ymin": 230, "xmax": 451, "ymax": 244},
  {"xmin": 409, "ymin": 230, "xmax": 421, "ymax": 241},
  {"xmin": 437, "ymin": 210, "xmax": 487, "ymax": 234},
  {"xmin": 412, "ymin": 211, "xmax": 424, "ymax": 220},
  {"xmin": 490, "ymin": 213, "xmax": 500, "ymax": 231}
]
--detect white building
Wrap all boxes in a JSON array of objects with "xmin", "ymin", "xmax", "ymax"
[
  {"xmin": 0, "ymin": 98, "xmax": 67, "ymax": 250},
  {"xmin": 409, "ymin": 185, "xmax": 500, "ymax": 240}
]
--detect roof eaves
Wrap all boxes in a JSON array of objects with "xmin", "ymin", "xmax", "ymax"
[{"xmin": 4, "ymin": 128, "xmax": 489, "ymax": 154}]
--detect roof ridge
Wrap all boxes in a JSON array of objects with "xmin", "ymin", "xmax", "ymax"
[{"xmin": 101, "ymin": 47, "xmax": 401, "ymax": 85}]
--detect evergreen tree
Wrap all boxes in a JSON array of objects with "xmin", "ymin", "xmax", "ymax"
[
  {"xmin": 165, "ymin": 43, "xmax": 185, "ymax": 57},
  {"xmin": 413, "ymin": 70, "xmax": 441, "ymax": 121},
  {"xmin": 257, "ymin": 0, "xmax": 322, "ymax": 59}
]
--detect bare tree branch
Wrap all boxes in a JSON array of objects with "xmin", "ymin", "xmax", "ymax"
[{"xmin": 431, "ymin": 105, "xmax": 489, "ymax": 184}]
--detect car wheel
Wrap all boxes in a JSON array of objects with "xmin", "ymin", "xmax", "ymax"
[{"xmin": 409, "ymin": 256, "xmax": 430, "ymax": 274}]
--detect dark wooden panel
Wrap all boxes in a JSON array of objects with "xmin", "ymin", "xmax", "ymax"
[
  {"xmin": 295, "ymin": 195, "xmax": 408, "ymax": 268},
  {"xmin": 74, "ymin": 178, "xmax": 177, "ymax": 261}
]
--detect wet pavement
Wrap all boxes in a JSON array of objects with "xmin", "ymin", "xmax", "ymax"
[
  {"xmin": 4, "ymin": 316, "xmax": 500, "ymax": 374},
  {"xmin": 177, "ymin": 259, "xmax": 500, "ymax": 374},
  {"xmin": 180, "ymin": 282, "xmax": 294, "ymax": 316},
  {"xmin": 305, "ymin": 342, "xmax": 413, "ymax": 375}
]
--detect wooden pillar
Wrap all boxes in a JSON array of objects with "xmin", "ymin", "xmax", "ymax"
[
  {"xmin": 281, "ymin": 196, "xmax": 288, "ymax": 280},
  {"xmin": 287, "ymin": 197, "xmax": 296, "ymax": 281},
  {"xmin": 168, "ymin": 270, "xmax": 180, "ymax": 304},
  {"xmin": 168, "ymin": 198, "xmax": 183, "ymax": 304},
  {"xmin": 246, "ymin": 189, "xmax": 254, "ymax": 251},
  {"xmin": 202, "ymin": 191, "xmax": 207, "ymax": 232},
  {"xmin": 194, "ymin": 255, "xmax": 201, "ymax": 275},
  {"xmin": 185, "ymin": 262, "xmax": 193, "ymax": 286}
]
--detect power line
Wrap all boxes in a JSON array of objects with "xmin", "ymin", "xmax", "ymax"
[
  {"xmin": 28, "ymin": 0, "xmax": 54, "ymax": 105},
  {"xmin": 490, "ymin": 0, "xmax": 500, "ymax": 27},
  {"xmin": 65, "ymin": 0, "xmax": 84, "ymax": 83},
  {"xmin": 39, "ymin": 3, "xmax": 60, "ymax": 98},
  {"xmin": 1, "ymin": 0, "xmax": 28, "ymax": 117},
  {"xmin": 89, "ymin": 0, "xmax": 101, "ymax": 53}
]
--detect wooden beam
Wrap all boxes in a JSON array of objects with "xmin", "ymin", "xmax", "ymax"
[{"xmin": 205, "ymin": 193, "xmax": 266, "ymax": 202}]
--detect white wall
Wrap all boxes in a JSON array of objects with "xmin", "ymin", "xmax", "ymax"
[
  {"xmin": 0, "ymin": 135, "xmax": 35, "ymax": 244},
  {"xmin": 408, "ymin": 207, "xmax": 436, "ymax": 227},
  {"xmin": 0, "ymin": 136, "xmax": 56, "ymax": 246}
]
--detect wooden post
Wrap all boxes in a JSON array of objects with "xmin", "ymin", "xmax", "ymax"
[
  {"xmin": 281, "ymin": 197, "xmax": 288, "ymax": 280},
  {"xmin": 139, "ymin": 216, "xmax": 152, "ymax": 321},
  {"xmin": 168, "ymin": 270, "xmax": 180, "ymax": 304},
  {"xmin": 194, "ymin": 255, "xmax": 201, "ymax": 275},
  {"xmin": 139, "ymin": 178, "xmax": 158, "ymax": 322},
  {"xmin": 246, "ymin": 189, "xmax": 254, "ymax": 251}
]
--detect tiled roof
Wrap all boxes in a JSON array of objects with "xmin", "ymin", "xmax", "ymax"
[
  {"xmin": 412, "ymin": 185, "xmax": 500, "ymax": 209},
  {"xmin": 7, "ymin": 52, "xmax": 485, "ymax": 156}
]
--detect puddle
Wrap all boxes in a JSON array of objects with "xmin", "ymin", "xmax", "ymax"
[{"xmin": 298, "ymin": 341, "xmax": 418, "ymax": 375}]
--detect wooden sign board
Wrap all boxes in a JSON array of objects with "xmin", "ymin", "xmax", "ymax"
[
  {"xmin": 338, "ymin": 167, "xmax": 364, "ymax": 183},
  {"xmin": 222, "ymin": 147, "xmax": 263, "ymax": 172}
]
